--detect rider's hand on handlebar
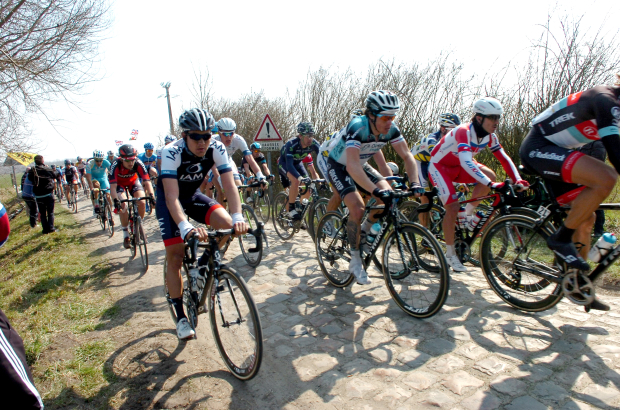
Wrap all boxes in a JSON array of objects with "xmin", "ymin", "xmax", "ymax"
[
  {"xmin": 488, "ymin": 181, "xmax": 506, "ymax": 190},
  {"xmin": 514, "ymin": 179, "xmax": 530, "ymax": 192},
  {"xmin": 409, "ymin": 184, "xmax": 425, "ymax": 197},
  {"xmin": 372, "ymin": 188, "xmax": 391, "ymax": 200},
  {"xmin": 187, "ymin": 227, "xmax": 209, "ymax": 242},
  {"xmin": 113, "ymin": 198, "xmax": 120, "ymax": 213}
]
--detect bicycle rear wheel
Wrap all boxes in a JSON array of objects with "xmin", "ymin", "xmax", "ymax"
[
  {"xmin": 315, "ymin": 212, "xmax": 354, "ymax": 287},
  {"xmin": 480, "ymin": 214, "xmax": 563, "ymax": 312},
  {"xmin": 239, "ymin": 204, "xmax": 262, "ymax": 267},
  {"xmin": 273, "ymin": 192, "xmax": 294, "ymax": 240},
  {"xmin": 255, "ymin": 191, "xmax": 270, "ymax": 224},
  {"xmin": 130, "ymin": 219, "xmax": 137, "ymax": 259},
  {"xmin": 137, "ymin": 218, "xmax": 149, "ymax": 271},
  {"xmin": 383, "ymin": 222, "xmax": 449, "ymax": 318},
  {"xmin": 308, "ymin": 197, "xmax": 329, "ymax": 242},
  {"xmin": 209, "ymin": 267, "xmax": 262, "ymax": 380}
]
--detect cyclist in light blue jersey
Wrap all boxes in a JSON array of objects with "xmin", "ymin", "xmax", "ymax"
[
  {"xmin": 138, "ymin": 142, "xmax": 158, "ymax": 180},
  {"xmin": 86, "ymin": 150, "xmax": 112, "ymax": 215}
]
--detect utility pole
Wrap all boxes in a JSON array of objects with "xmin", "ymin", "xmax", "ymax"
[{"xmin": 161, "ymin": 82, "xmax": 174, "ymax": 134}]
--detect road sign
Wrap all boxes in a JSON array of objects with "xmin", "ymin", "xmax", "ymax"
[{"xmin": 254, "ymin": 114, "xmax": 283, "ymax": 151}]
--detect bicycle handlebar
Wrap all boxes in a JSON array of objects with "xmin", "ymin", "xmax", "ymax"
[
  {"xmin": 374, "ymin": 189, "xmax": 417, "ymax": 220},
  {"xmin": 119, "ymin": 196, "xmax": 151, "ymax": 203},
  {"xmin": 185, "ymin": 223, "xmax": 265, "ymax": 263}
]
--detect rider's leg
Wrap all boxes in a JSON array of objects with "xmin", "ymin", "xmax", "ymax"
[
  {"xmin": 209, "ymin": 207, "xmax": 234, "ymax": 249},
  {"xmin": 464, "ymin": 166, "xmax": 495, "ymax": 215},
  {"xmin": 326, "ymin": 189, "xmax": 341, "ymax": 212},
  {"xmin": 134, "ymin": 189, "xmax": 146, "ymax": 218},
  {"xmin": 288, "ymin": 172, "xmax": 300, "ymax": 208}
]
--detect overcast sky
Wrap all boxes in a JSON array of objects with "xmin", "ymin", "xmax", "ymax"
[{"xmin": 28, "ymin": 0, "xmax": 620, "ymax": 162}]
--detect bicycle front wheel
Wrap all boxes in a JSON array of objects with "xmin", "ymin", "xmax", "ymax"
[
  {"xmin": 480, "ymin": 214, "xmax": 562, "ymax": 312},
  {"xmin": 308, "ymin": 197, "xmax": 329, "ymax": 242},
  {"xmin": 315, "ymin": 212, "xmax": 354, "ymax": 287},
  {"xmin": 255, "ymin": 191, "xmax": 270, "ymax": 224},
  {"xmin": 99, "ymin": 202, "xmax": 106, "ymax": 231},
  {"xmin": 239, "ymin": 204, "xmax": 262, "ymax": 267},
  {"xmin": 272, "ymin": 192, "xmax": 294, "ymax": 240},
  {"xmin": 383, "ymin": 222, "xmax": 449, "ymax": 318},
  {"xmin": 209, "ymin": 267, "xmax": 262, "ymax": 380},
  {"xmin": 137, "ymin": 218, "xmax": 149, "ymax": 271},
  {"xmin": 106, "ymin": 201, "xmax": 114, "ymax": 237}
]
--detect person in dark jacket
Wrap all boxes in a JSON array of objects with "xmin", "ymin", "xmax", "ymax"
[
  {"xmin": 20, "ymin": 168, "xmax": 38, "ymax": 228},
  {"xmin": 579, "ymin": 141, "xmax": 607, "ymax": 237},
  {"xmin": 28, "ymin": 155, "xmax": 56, "ymax": 234}
]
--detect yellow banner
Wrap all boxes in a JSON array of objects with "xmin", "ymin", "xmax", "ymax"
[{"xmin": 7, "ymin": 152, "xmax": 37, "ymax": 166}]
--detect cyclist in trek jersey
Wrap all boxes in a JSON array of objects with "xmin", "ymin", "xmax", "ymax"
[
  {"xmin": 519, "ymin": 79, "xmax": 620, "ymax": 311},
  {"xmin": 324, "ymin": 91, "xmax": 422, "ymax": 285},
  {"xmin": 429, "ymin": 98, "xmax": 528, "ymax": 272},
  {"xmin": 62, "ymin": 159, "xmax": 80, "ymax": 203},
  {"xmin": 110, "ymin": 144, "xmax": 155, "ymax": 249},
  {"xmin": 412, "ymin": 113, "xmax": 461, "ymax": 228},
  {"xmin": 86, "ymin": 150, "xmax": 112, "ymax": 216},
  {"xmin": 158, "ymin": 108, "xmax": 248, "ymax": 340},
  {"xmin": 278, "ymin": 122, "xmax": 321, "ymax": 220},
  {"xmin": 138, "ymin": 142, "xmax": 158, "ymax": 180}
]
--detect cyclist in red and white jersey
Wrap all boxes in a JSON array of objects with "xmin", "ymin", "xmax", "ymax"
[{"xmin": 429, "ymin": 97, "xmax": 528, "ymax": 272}]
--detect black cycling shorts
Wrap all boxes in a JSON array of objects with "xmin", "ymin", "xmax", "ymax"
[
  {"xmin": 278, "ymin": 162, "xmax": 308, "ymax": 189},
  {"xmin": 326, "ymin": 157, "xmax": 384, "ymax": 199}
]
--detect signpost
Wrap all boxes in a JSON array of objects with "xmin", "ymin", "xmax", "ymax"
[{"xmin": 254, "ymin": 114, "xmax": 283, "ymax": 198}]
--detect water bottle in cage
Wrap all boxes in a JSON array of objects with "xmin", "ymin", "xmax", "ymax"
[
  {"xmin": 468, "ymin": 210, "xmax": 485, "ymax": 231},
  {"xmin": 457, "ymin": 206, "xmax": 467, "ymax": 229}
]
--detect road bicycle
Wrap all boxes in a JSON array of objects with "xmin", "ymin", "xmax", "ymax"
[
  {"xmin": 315, "ymin": 188, "xmax": 450, "ymax": 318},
  {"xmin": 119, "ymin": 194, "xmax": 152, "ymax": 271},
  {"xmin": 273, "ymin": 178, "xmax": 327, "ymax": 241},
  {"xmin": 54, "ymin": 182, "xmax": 64, "ymax": 203},
  {"xmin": 243, "ymin": 175, "xmax": 273, "ymax": 224},
  {"xmin": 66, "ymin": 186, "xmax": 78, "ymax": 213},
  {"xmin": 92, "ymin": 188, "xmax": 114, "ymax": 237},
  {"xmin": 163, "ymin": 231, "xmax": 263, "ymax": 380}
]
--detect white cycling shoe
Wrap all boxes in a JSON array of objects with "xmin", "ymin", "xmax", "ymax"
[
  {"xmin": 447, "ymin": 255, "xmax": 468, "ymax": 272},
  {"xmin": 350, "ymin": 258, "xmax": 371, "ymax": 285},
  {"xmin": 176, "ymin": 318, "xmax": 195, "ymax": 340}
]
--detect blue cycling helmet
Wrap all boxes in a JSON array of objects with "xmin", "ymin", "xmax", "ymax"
[
  {"xmin": 64, "ymin": 159, "xmax": 70, "ymax": 165},
  {"xmin": 297, "ymin": 121, "xmax": 315, "ymax": 135},
  {"xmin": 144, "ymin": 142, "xmax": 154, "ymax": 150},
  {"xmin": 250, "ymin": 142, "xmax": 261, "ymax": 150},
  {"xmin": 164, "ymin": 135, "xmax": 175, "ymax": 144},
  {"xmin": 212, "ymin": 125, "xmax": 218, "ymax": 133}
]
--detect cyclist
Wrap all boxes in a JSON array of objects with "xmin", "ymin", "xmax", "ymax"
[
  {"xmin": 62, "ymin": 159, "xmax": 79, "ymax": 203},
  {"xmin": 429, "ymin": 97, "xmax": 528, "ymax": 272},
  {"xmin": 213, "ymin": 118, "xmax": 266, "ymax": 188},
  {"xmin": 519, "ymin": 80, "xmax": 620, "ymax": 311},
  {"xmin": 278, "ymin": 122, "xmax": 321, "ymax": 220},
  {"xmin": 156, "ymin": 135, "xmax": 176, "ymax": 170},
  {"xmin": 243, "ymin": 142, "xmax": 271, "ymax": 179},
  {"xmin": 110, "ymin": 144, "xmax": 155, "ymax": 249},
  {"xmin": 157, "ymin": 108, "xmax": 248, "ymax": 340},
  {"xmin": 86, "ymin": 150, "xmax": 112, "ymax": 216},
  {"xmin": 106, "ymin": 150, "xmax": 116, "ymax": 164},
  {"xmin": 138, "ymin": 142, "xmax": 158, "ymax": 181},
  {"xmin": 75, "ymin": 156, "xmax": 88, "ymax": 190},
  {"xmin": 323, "ymin": 90, "xmax": 422, "ymax": 285},
  {"xmin": 413, "ymin": 113, "xmax": 461, "ymax": 227}
]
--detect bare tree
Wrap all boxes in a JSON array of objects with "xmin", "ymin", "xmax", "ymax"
[
  {"xmin": 189, "ymin": 65, "xmax": 215, "ymax": 110},
  {"xmin": 0, "ymin": 0, "xmax": 111, "ymax": 153}
]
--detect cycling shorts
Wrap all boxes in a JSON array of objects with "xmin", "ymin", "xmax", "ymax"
[
  {"xmin": 326, "ymin": 157, "xmax": 384, "ymax": 199},
  {"xmin": 428, "ymin": 161, "xmax": 484, "ymax": 205},
  {"xmin": 78, "ymin": 168, "xmax": 86, "ymax": 176},
  {"xmin": 93, "ymin": 177, "xmax": 110, "ymax": 191},
  {"xmin": 316, "ymin": 154, "xmax": 329, "ymax": 181},
  {"xmin": 156, "ymin": 188, "xmax": 224, "ymax": 247},
  {"xmin": 519, "ymin": 130, "xmax": 587, "ymax": 206},
  {"xmin": 116, "ymin": 180, "xmax": 144, "ymax": 195},
  {"xmin": 278, "ymin": 162, "xmax": 308, "ymax": 189}
]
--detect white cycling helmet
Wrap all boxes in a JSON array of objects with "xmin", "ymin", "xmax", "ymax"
[
  {"xmin": 387, "ymin": 162, "xmax": 399, "ymax": 175},
  {"xmin": 473, "ymin": 97, "xmax": 503, "ymax": 116},
  {"xmin": 217, "ymin": 118, "xmax": 237, "ymax": 132},
  {"xmin": 366, "ymin": 90, "xmax": 400, "ymax": 115}
]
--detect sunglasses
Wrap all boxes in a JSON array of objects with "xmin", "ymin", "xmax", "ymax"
[
  {"xmin": 252, "ymin": 149, "xmax": 261, "ymax": 153},
  {"xmin": 95, "ymin": 159, "xmax": 103, "ymax": 163},
  {"xmin": 220, "ymin": 131, "xmax": 235, "ymax": 137},
  {"xmin": 486, "ymin": 114, "xmax": 501, "ymax": 121},
  {"xmin": 187, "ymin": 132, "xmax": 212, "ymax": 141},
  {"xmin": 123, "ymin": 158, "xmax": 136, "ymax": 162},
  {"xmin": 376, "ymin": 114, "xmax": 396, "ymax": 122}
]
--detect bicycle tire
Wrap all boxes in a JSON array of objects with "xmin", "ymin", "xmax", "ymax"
[
  {"xmin": 130, "ymin": 219, "xmax": 137, "ymax": 259},
  {"xmin": 137, "ymin": 218, "xmax": 149, "ymax": 271},
  {"xmin": 382, "ymin": 222, "xmax": 450, "ymax": 318},
  {"xmin": 308, "ymin": 197, "xmax": 329, "ymax": 242},
  {"xmin": 315, "ymin": 211, "xmax": 354, "ymax": 287},
  {"xmin": 255, "ymin": 191, "xmax": 270, "ymax": 224},
  {"xmin": 146, "ymin": 199, "xmax": 153, "ymax": 216},
  {"xmin": 272, "ymin": 192, "xmax": 294, "ymax": 240},
  {"xmin": 209, "ymin": 267, "xmax": 263, "ymax": 380},
  {"xmin": 398, "ymin": 201, "xmax": 420, "ymax": 222},
  {"xmin": 239, "ymin": 204, "xmax": 262, "ymax": 267},
  {"xmin": 479, "ymin": 214, "xmax": 563, "ymax": 312},
  {"xmin": 99, "ymin": 204, "xmax": 106, "ymax": 230},
  {"xmin": 106, "ymin": 201, "xmax": 114, "ymax": 237}
]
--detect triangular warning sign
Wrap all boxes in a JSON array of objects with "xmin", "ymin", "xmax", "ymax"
[{"xmin": 254, "ymin": 114, "xmax": 282, "ymax": 141}]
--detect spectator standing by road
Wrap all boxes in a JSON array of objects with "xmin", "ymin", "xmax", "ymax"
[
  {"xmin": 28, "ymin": 155, "xmax": 57, "ymax": 234},
  {"xmin": 20, "ymin": 167, "xmax": 38, "ymax": 228}
]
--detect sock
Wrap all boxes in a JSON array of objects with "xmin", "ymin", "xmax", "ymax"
[
  {"xmin": 361, "ymin": 219, "xmax": 373, "ymax": 234},
  {"xmin": 465, "ymin": 204, "xmax": 476, "ymax": 216},
  {"xmin": 554, "ymin": 224, "xmax": 575, "ymax": 243},
  {"xmin": 446, "ymin": 245, "xmax": 455, "ymax": 257},
  {"xmin": 123, "ymin": 227, "xmax": 129, "ymax": 238},
  {"xmin": 170, "ymin": 297, "xmax": 187, "ymax": 320}
]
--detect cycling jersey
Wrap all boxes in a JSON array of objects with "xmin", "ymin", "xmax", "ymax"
[
  {"xmin": 137, "ymin": 153, "xmax": 157, "ymax": 168},
  {"xmin": 327, "ymin": 116, "xmax": 405, "ymax": 166},
  {"xmin": 109, "ymin": 159, "xmax": 150, "ymax": 189},
  {"xmin": 86, "ymin": 159, "xmax": 111, "ymax": 190},
  {"xmin": 412, "ymin": 131, "xmax": 440, "ymax": 163},
  {"xmin": 277, "ymin": 137, "xmax": 320, "ymax": 179},
  {"xmin": 213, "ymin": 134, "xmax": 251, "ymax": 158},
  {"xmin": 63, "ymin": 165, "xmax": 78, "ymax": 182},
  {"xmin": 242, "ymin": 153, "xmax": 267, "ymax": 167}
]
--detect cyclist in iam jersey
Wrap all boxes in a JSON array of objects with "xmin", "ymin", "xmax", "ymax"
[{"xmin": 520, "ymin": 79, "xmax": 620, "ymax": 311}]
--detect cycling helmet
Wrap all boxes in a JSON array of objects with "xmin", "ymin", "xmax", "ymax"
[
  {"xmin": 387, "ymin": 162, "xmax": 399, "ymax": 175},
  {"xmin": 107, "ymin": 150, "xmax": 114, "ymax": 156},
  {"xmin": 118, "ymin": 144, "xmax": 137, "ymax": 159},
  {"xmin": 164, "ymin": 135, "xmax": 176, "ymax": 144},
  {"xmin": 77, "ymin": 156, "xmax": 82, "ymax": 161},
  {"xmin": 70, "ymin": 162, "xmax": 74, "ymax": 166},
  {"xmin": 297, "ymin": 121, "xmax": 315, "ymax": 135},
  {"xmin": 250, "ymin": 142, "xmax": 261, "ymax": 150},
  {"xmin": 212, "ymin": 125, "xmax": 218, "ymax": 133},
  {"xmin": 413, "ymin": 134, "xmax": 438, "ymax": 162},
  {"xmin": 51, "ymin": 164, "xmax": 56, "ymax": 169},
  {"xmin": 144, "ymin": 142, "xmax": 154, "ymax": 150},
  {"xmin": 365, "ymin": 90, "xmax": 400, "ymax": 115},
  {"xmin": 217, "ymin": 118, "xmax": 237, "ymax": 132},
  {"xmin": 93, "ymin": 150, "xmax": 104, "ymax": 159},
  {"xmin": 438, "ymin": 113, "xmax": 461, "ymax": 128},
  {"xmin": 473, "ymin": 97, "xmax": 503, "ymax": 116},
  {"xmin": 179, "ymin": 108, "xmax": 215, "ymax": 132}
]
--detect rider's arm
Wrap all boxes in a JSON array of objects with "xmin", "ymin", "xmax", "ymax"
[
  {"xmin": 346, "ymin": 148, "xmax": 378, "ymax": 193},
  {"xmin": 307, "ymin": 162, "xmax": 319, "ymax": 180},
  {"xmin": 162, "ymin": 178, "xmax": 190, "ymax": 226},
  {"xmin": 261, "ymin": 163, "xmax": 270, "ymax": 176},
  {"xmin": 244, "ymin": 154, "xmax": 264, "ymax": 179},
  {"xmin": 393, "ymin": 140, "xmax": 419, "ymax": 185},
  {"xmin": 221, "ymin": 170, "xmax": 241, "ymax": 215},
  {"xmin": 601, "ymin": 135, "xmax": 620, "ymax": 174},
  {"xmin": 373, "ymin": 150, "xmax": 392, "ymax": 177},
  {"xmin": 243, "ymin": 162, "xmax": 251, "ymax": 178},
  {"xmin": 489, "ymin": 134, "xmax": 521, "ymax": 182}
]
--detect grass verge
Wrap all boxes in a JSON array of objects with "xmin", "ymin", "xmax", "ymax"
[{"xmin": 0, "ymin": 189, "xmax": 118, "ymax": 408}]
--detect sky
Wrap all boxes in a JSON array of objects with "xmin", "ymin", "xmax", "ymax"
[{"xmin": 25, "ymin": 0, "xmax": 620, "ymax": 162}]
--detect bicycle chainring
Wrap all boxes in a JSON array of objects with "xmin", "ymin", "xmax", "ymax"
[
  {"xmin": 454, "ymin": 240, "xmax": 471, "ymax": 263},
  {"xmin": 562, "ymin": 270, "xmax": 595, "ymax": 306}
]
